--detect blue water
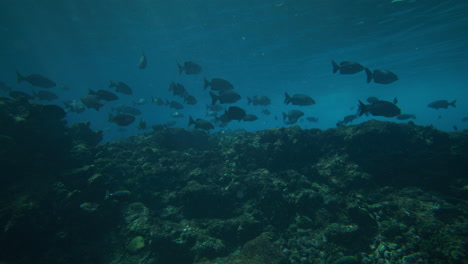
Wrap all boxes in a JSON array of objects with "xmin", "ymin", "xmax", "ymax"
[{"xmin": 0, "ymin": 0, "xmax": 467, "ymax": 141}]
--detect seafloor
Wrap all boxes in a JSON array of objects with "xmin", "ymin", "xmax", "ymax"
[{"xmin": 0, "ymin": 98, "xmax": 467, "ymax": 264}]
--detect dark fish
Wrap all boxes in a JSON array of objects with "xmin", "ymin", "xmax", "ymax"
[
  {"xmin": 247, "ymin": 95, "xmax": 271, "ymax": 106},
  {"xmin": 151, "ymin": 97, "xmax": 165, "ymax": 106},
  {"xmin": 137, "ymin": 119, "xmax": 147, "ymax": 130},
  {"xmin": 80, "ymin": 94, "xmax": 103, "ymax": 111},
  {"xmin": 427, "ymin": 100, "xmax": 456, "ymax": 109},
  {"xmin": 109, "ymin": 81, "xmax": 133, "ymax": 95},
  {"xmin": 165, "ymin": 100, "xmax": 184, "ymax": 110},
  {"xmin": 16, "ymin": 71, "xmax": 56, "ymax": 88},
  {"xmin": 221, "ymin": 106, "xmax": 246, "ymax": 122},
  {"xmin": 109, "ymin": 113, "xmax": 135, "ymax": 126},
  {"xmin": 306, "ymin": 116, "xmax": 319, "ymax": 123},
  {"xmin": 204, "ymin": 78, "xmax": 234, "ymax": 92},
  {"xmin": 396, "ymin": 114, "xmax": 416, "ymax": 120},
  {"xmin": 33, "ymin": 90, "xmax": 58, "ymax": 101},
  {"xmin": 365, "ymin": 68, "xmax": 398, "ymax": 84},
  {"xmin": 337, "ymin": 114, "xmax": 358, "ymax": 126},
  {"xmin": 284, "ymin": 92, "xmax": 315, "ymax": 106},
  {"xmin": 188, "ymin": 116, "xmax": 214, "ymax": 130},
  {"xmin": 63, "ymin": 99, "xmax": 85, "ymax": 113},
  {"xmin": 283, "ymin": 110, "xmax": 304, "ymax": 125},
  {"xmin": 183, "ymin": 94, "xmax": 197, "ymax": 105},
  {"xmin": 89, "ymin": 89, "xmax": 118, "ymax": 101},
  {"xmin": 171, "ymin": 111, "xmax": 184, "ymax": 118},
  {"xmin": 206, "ymin": 104, "xmax": 223, "ymax": 112},
  {"xmin": 243, "ymin": 114, "xmax": 258, "ymax": 122},
  {"xmin": 8, "ymin": 91, "xmax": 34, "ymax": 100},
  {"xmin": 332, "ymin": 60, "xmax": 365, "ymax": 74},
  {"xmin": 358, "ymin": 100, "xmax": 401, "ymax": 117},
  {"xmin": 169, "ymin": 81, "xmax": 187, "ymax": 97},
  {"xmin": 366, "ymin": 96, "xmax": 380, "ymax": 104},
  {"xmin": 112, "ymin": 105, "xmax": 142, "ymax": 115},
  {"xmin": 178, "ymin": 61, "xmax": 202, "ymax": 75},
  {"xmin": 210, "ymin": 90, "xmax": 241, "ymax": 104},
  {"xmin": 0, "ymin": 81, "xmax": 12, "ymax": 93},
  {"xmin": 138, "ymin": 53, "xmax": 147, "ymax": 69}
]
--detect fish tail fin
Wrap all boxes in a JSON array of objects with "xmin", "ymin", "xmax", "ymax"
[
  {"xmin": 203, "ymin": 78, "xmax": 210, "ymax": 89},
  {"xmin": 209, "ymin": 91, "xmax": 218, "ymax": 105},
  {"xmin": 332, "ymin": 60, "xmax": 339, "ymax": 74},
  {"xmin": 177, "ymin": 62, "xmax": 184, "ymax": 74},
  {"xmin": 357, "ymin": 100, "xmax": 367, "ymax": 116},
  {"xmin": 188, "ymin": 116, "xmax": 195, "ymax": 127},
  {"xmin": 284, "ymin": 92, "xmax": 291, "ymax": 105},
  {"xmin": 450, "ymin": 100, "xmax": 457, "ymax": 108},
  {"xmin": 247, "ymin": 97, "xmax": 252, "ymax": 105},
  {"xmin": 282, "ymin": 112, "xmax": 287, "ymax": 121},
  {"xmin": 365, "ymin": 67, "xmax": 373, "ymax": 83},
  {"xmin": 16, "ymin": 71, "xmax": 24, "ymax": 83}
]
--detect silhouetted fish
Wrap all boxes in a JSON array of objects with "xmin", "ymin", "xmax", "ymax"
[
  {"xmin": 80, "ymin": 94, "xmax": 103, "ymax": 111},
  {"xmin": 188, "ymin": 116, "xmax": 214, "ymax": 130},
  {"xmin": 89, "ymin": 89, "xmax": 118, "ymax": 101},
  {"xmin": 204, "ymin": 78, "xmax": 234, "ymax": 92},
  {"xmin": 109, "ymin": 113, "xmax": 135, "ymax": 126},
  {"xmin": 16, "ymin": 71, "xmax": 56, "ymax": 88},
  {"xmin": 284, "ymin": 92, "xmax": 315, "ymax": 106},
  {"xmin": 109, "ymin": 81, "xmax": 133, "ymax": 95},
  {"xmin": 358, "ymin": 100, "xmax": 401, "ymax": 117},
  {"xmin": 283, "ymin": 110, "xmax": 304, "ymax": 125},
  {"xmin": 365, "ymin": 68, "xmax": 398, "ymax": 84},
  {"xmin": 427, "ymin": 100, "xmax": 456, "ymax": 109},
  {"xmin": 210, "ymin": 90, "xmax": 241, "ymax": 104},
  {"xmin": 178, "ymin": 61, "xmax": 202, "ymax": 74},
  {"xmin": 332, "ymin": 60, "xmax": 365, "ymax": 74}
]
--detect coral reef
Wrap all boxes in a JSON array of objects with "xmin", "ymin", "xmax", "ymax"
[{"xmin": 0, "ymin": 99, "xmax": 467, "ymax": 264}]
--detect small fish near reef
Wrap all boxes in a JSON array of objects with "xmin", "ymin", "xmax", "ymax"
[
  {"xmin": 332, "ymin": 60, "xmax": 365, "ymax": 74},
  {"xmin": 427, "ymin": 100, "xmax": 456, "ymax": 109},
  {"xmin": 358, "ymin": 100, "xmax": 401, "ymax": 117},
  {"xmin": 138, "ymin": 52, "xmax": 147, "ymax": 69},
  {"xmin": 105, "ymin": 190, "xmax": 132, "ymax": 201},
  {"xmin": 283, "ymin": 110, "xmax": 304, "ymax": 125},
  {"xmin": 108, "ymin": 113, "xmax": 136, "ymax": 126},
  {"xmin": 188, "ymin": 116, "xmax": 214, "ymax": 130},
  {"xmin": 365, "ymin": 68, "xmax": 398, "ymax": 84},
  {"xmin": 178, "ymin": 61, "xmax": 202, "ymax": 75},
  {"xmin": 16, "ymin": 71, "xmax": 56, "ymax": 88}
]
